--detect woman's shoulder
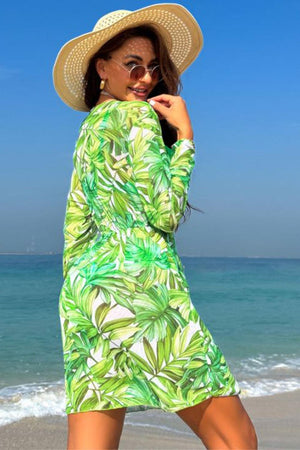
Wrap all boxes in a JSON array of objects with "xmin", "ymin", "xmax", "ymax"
[
  {"xmin": 82, "ymin": 100, "xmax": 157, "ymax": 130},
  {"xmin": 95, "ymin": 99, "xmax": 155, "ymax": 116},
  {"xmin": 118, "ymin": 100, "xmax": 154, "ymax": 112}
]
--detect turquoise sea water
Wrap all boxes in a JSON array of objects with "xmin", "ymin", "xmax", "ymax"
[{"xmin": 0, "ymin": 255, "xmax": 299, "ymax": 425}]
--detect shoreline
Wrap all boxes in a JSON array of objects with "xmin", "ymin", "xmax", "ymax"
[{"xmin": 1, "ymin": 390, "xmax": 299, "ymax": 449}]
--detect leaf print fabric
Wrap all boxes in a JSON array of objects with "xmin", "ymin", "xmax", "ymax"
[{"xmin": 59, "ymin": 100, "xmax": 240, "ymax": 414}]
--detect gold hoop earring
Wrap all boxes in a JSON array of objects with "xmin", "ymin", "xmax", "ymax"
[{"xmin": 100, "ymin": 79, "xmax": 106, "ymax": 90}]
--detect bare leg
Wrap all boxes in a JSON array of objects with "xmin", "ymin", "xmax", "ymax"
[
  {"xmin": 67, "ymin": 407, "xmax": 127, "ymax": 450},
  {"xmin": 176, "ymin": 395, "xmax": 257, "ymax": 449}
]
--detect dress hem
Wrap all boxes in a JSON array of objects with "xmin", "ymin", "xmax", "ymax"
[{"xmin": 65, "ymin": 387, "xmax": 241, "ymax": 415}]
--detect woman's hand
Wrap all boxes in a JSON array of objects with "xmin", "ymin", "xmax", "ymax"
[{"xmin": 147, "ymin": 94, "xmax": 193, "ymax": 141}]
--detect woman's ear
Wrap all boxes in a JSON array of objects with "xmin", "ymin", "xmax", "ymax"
[{"xmin": 95, "ymin": 58, "xmax": 107, "ymax": 79}]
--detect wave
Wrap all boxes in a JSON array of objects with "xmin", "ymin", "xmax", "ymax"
[
  {"xmin": 1, "ymin": 354, "xmax": 300, "ymax": 426},
  {"xmin": 239, "ymin": 377, "xmax": 300, "ymax": 397},
  {"xmin": 0, "ymin": 380, "xmax": 65, "ymax": 426},
  {"xmin": 233, "ymin": 354, "xmax": 300, "ymax": 379},
  {"xmin": 234, "ymin": 354, "xmax": 300, "ymax": 398}
]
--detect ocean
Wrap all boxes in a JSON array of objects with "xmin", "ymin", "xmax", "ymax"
[{"xmin": 0, "ymin": 255, "xmax": 299, "ymax": 426}]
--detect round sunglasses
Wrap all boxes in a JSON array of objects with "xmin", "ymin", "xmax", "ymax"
[{"xmin": 109, "ymin": 57, "xmax": 161, "ymax": 82}]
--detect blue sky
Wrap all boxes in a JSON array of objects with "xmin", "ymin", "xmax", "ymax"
[{"xmin": 1, "ymin": 0, "xmax": 299, "ymax": 257}]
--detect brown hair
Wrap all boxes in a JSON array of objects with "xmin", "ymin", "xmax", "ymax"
[
  {"xmin": 84, "ymin": 25, "xmax": 181, "ymax": 147},
  {"xmin": 84, "ymin": 25, "xmax": 200, "ymax": 223}
]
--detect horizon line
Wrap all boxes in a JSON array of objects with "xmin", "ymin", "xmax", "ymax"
[{"xmin": 0, "ymin": 252, "xmax": 299, "ymax": 260}]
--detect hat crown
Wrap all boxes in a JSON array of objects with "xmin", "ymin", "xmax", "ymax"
[{"xmin": 93, "ymin": 10, "xmax": 131, "ymax": 32}]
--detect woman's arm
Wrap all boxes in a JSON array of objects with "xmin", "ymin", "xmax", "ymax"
[
  {"xmin": 62, "ymin": 168, "xmax": 97, "ymax": 278},
  {"xmin": 125, "ymin": 101, "xmax": 195, "ymax": 233}
]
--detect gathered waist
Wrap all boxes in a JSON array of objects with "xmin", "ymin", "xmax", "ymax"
[
  {"xmin": 65, "ymin": 218, "xmax": 178, "ymax": 278},
  {"xmin": 95, "ymin": 215, "xmax": 170, "ymax": 237},
  {"xmin": 101, "ymin": 219, "xmax": 148, "ymax": 232},
  {"xmin": 89, "ymin": 220, "xmax": 171, "ymax": 249}
]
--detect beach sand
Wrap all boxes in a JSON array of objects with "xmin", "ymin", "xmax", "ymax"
[{"xmin": 0, "ymin": 390, "xmax": 299, "ymax": 449}]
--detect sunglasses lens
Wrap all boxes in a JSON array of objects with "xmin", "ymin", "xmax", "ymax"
[
  {"xmin": 130, "ymin": 65, "xmax": 161, "ymax": 81},
  {"xmin": 131, "ymin": 66, "xmax": 146, "ymax": 81},
  {"xmin": 151, "ymin": 66, "xmax": 160, "ymax": 81}
]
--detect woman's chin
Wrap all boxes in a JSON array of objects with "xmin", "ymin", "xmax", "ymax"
[{"xmin": 125, "ymin": 92, "xmax": 148, "ymax": 102}]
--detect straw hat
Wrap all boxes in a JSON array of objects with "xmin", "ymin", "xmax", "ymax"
[{"xmin": 53, "ymin": 3, "xmax": 203, "ymax": 111}]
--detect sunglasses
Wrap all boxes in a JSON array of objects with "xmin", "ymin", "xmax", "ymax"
[{"xmin": 109, "ymin": 57, "xmax": 161, "ymax": 82}]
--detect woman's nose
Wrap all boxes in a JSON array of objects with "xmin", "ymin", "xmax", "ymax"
[{"xmin": 140, "ymin": 70, "xmax": 153, "ymax": 83}]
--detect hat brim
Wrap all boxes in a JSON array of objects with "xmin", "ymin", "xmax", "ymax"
[{"xmin": 53, "ymin": 3, "xmax": 203, "ymax": 111}]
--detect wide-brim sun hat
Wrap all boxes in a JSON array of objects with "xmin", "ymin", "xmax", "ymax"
[{"xmin": 53, "ymin": 3, "xmax": 203, "ymax": 111}]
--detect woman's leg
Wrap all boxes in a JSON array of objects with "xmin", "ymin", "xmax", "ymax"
[
  {"xmin": 67, "ymin": 407, "xmax": 127, "ymax": 450},
  {"xmin": 176, "ymin": 395, "xmax": 257, "ymax": 449}
]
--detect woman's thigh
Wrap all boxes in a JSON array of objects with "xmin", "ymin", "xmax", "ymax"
[
  {"xmin": 67, "ymin": 407, "xmax": 127, "ymax": 450},
  {"xmin": 176, "ymin": 395, "xmax": 257, "ymax": 449}
]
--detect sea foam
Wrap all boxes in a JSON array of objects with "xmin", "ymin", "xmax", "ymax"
[
  {"xmin": 1, "ymin": 354, "xmax": 300, "ymax": 426},
  {"xmin": 0, "ymin": 380, "xmax": 65, "ymax": 426}
]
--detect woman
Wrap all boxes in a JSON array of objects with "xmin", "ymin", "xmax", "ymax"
[{"xmin": 53, "ymin": 4, "xmax": 257, "ymax": 449}]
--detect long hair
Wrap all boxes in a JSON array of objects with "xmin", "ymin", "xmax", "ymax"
[{"xmin": 84, "ymin": 25, "xmax": 200, "ymax": 224}]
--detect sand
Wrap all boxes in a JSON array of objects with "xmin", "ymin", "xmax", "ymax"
[{"xmin": 0, "ymin": 390, "xmax": 299, "ymax": 449}]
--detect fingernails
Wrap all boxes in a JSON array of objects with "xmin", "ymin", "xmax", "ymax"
[{"xmin": 149, "ymin": 100, "xmax": 156, "ymax": 106}]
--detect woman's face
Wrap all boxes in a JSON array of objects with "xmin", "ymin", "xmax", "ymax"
[{"xmin": 96, "ymin": 37, "xmax": 159, "ymax": 102}]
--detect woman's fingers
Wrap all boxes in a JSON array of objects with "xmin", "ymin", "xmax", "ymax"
[
  {"xmin": 147, "ymin": 94, "xmax": 181, "ymax": 121},
  {"xmin": 148, "ymin": 98, "xmax": 169, "ymax": 118},
  {"xmin": 148, "ymin": 93, "xmax": 176, "ymax": 104},
  {"xmin": 147, "ymin": 94, "xmax": 193, "ymax": 140},
  {"xmin": 148, "ymin": 95, "xmax": 175, "ymax": 111}
]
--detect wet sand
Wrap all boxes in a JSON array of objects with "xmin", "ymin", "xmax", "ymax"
[{"xmin": 0, "ymin": 390, "xmax": 299, "ymax": 449}]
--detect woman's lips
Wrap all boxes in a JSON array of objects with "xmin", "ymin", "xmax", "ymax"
[{"xmin": 128, "ymin": 87, "xmax": 148, "ymax": 97}]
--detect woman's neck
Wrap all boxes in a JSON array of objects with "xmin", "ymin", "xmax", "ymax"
[
  {"xmin": 95, "ymin": 90, "xmax": 117, "ymax": 106},
  {"xmin": 101, "ymin": 90, "xmax": 116, "ymax": 99}
]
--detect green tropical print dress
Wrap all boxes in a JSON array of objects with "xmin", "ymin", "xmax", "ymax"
[{"xmin": 59, "ymin": 100, "xmax": 240, "ymax": 414}]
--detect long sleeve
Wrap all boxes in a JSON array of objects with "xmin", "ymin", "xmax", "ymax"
[
  {"xmin": 62, "ymin": 168, "xmax": 97, "ymax": 278},
  {"xmin": 126, "ymin": 102, "xmax": 195, "ymax": 233},
  {"xmin": 61, "ymin": 99, "xmax": 195, "ymax": 277}
]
